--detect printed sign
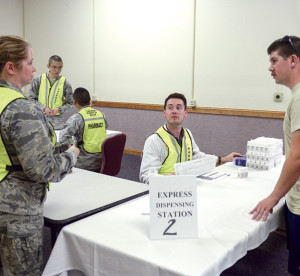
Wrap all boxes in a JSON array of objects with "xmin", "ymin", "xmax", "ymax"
[{"xmin": 149, "ymin": 175, "xmax": 198, "ymax": 240}]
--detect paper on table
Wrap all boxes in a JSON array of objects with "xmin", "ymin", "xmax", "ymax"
[
  {"xmin": 198, "ymin": 171, "xmax": 231, "ymax": 180},
  {"xmin": 174, "ymin": 154, "xmax": 217, "ymax": 176}
]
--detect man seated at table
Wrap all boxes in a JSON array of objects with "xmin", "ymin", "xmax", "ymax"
[
  {"xmin": 139, "ymin": 92, "xmax": 242, "ymax": 184},
  {"xmin": 59, "ymin": 87, "xmax": 108, "ymax": 172}
]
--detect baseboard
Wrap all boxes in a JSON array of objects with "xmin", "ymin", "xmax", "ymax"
[{"xmin": 124, "ymin": 148, "xmax": 142, "ymax": 156}]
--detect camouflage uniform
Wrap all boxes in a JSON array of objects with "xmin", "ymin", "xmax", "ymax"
[
  {"xmin": 0, "ymin": 212, "xmax": 43, "ymax": 276},
  {"xmin": 28, "ymin": 73, "xmax": 75, "ymax": 130},
  {"xmin": 0, "ymin": 80, "xmax": 77, "ymax": 275},
  {"xmin": 59, "ymin": 107, "xmax": 108, "ymax": 172}
]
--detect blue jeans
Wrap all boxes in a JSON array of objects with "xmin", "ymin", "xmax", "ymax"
[{"xmin": 285, "ymin": 203, "xmax": 300, "ymax": 276}]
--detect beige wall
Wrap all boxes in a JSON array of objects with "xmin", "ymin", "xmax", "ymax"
[
  {"xmin": 94, "ymin": 0, "xmax": 195, "ymax": 104},
  {"xmin": 1, "ymin": 0, "xmax": 300, "ymax": 111},
  {"xmin": 194, "ymin": 0, "xmax": 299, "ymax": 111},
  {"xmin": 0, "ymin": 0, "xmax": 23, "ymax": 37},
  {"xmin": 23, "ymin": 0, "xmax": 94, "ymax": 95}
]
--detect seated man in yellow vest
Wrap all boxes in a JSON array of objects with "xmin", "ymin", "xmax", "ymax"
[
  {"xmin": 28, "ymin": 55, "xmax": 74, "ymax": 130},
  {"xmin": 139, "ymin": 92, "xmax": 242, "ymax": 184},
  {"xmin": 59, "ymin": 87, "xmax": 108, "ymax": 172}
]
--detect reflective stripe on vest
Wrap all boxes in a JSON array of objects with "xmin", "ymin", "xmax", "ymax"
[
  {"xmin": 156, "ymin": 126, "xmax": 193, "ymax": 175},
  {"xmin": 78, "ymin": 107, "xmax": 107, "ymax": 153},
  {"xmin": 38, "ymin": 73, "xmax": 65, "ymax": 115},
  {"xmin": 49, "ymin": 122, "xmax": 57, "ymax": 146},
  {"xmin": 0, "ymin": 88, "xmax": 25, "ymax": 182}
]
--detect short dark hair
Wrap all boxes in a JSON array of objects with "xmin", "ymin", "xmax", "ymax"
[
  {"xmin": 73, "ymin": 87, "xmax": 91, "ymax": 106},
  {"xmin": 164, "ymin": 93, "xmax": 187, "ymax": 110},
  {"xmin": 48, "ymin": 55, "xmax": 63, "ymax": 65},
  {"xmin": 267, "ymin": 35, "xmax": 300, "ymax": 59}
]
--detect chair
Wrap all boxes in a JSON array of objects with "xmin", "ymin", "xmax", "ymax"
[{"xmin": 100, "ymin": 133, "xmax": 126, "ymax": 176}]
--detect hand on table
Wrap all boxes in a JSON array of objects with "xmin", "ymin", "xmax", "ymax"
[
  {"xmin": 249, "ymin": 195, "xmax": 279, "ymax": 221},
  {"xmin": 222, "ymin": 152, "xmax": 243, "ymax": 163}
]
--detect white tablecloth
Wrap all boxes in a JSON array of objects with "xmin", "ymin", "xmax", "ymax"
[
  {"xmin": 43, "ymin": 161, "xmax": 285, "ymax": 276},
  {"xmin": 44, "ymin": 168, "xmax": 148, "ymax": 222}
]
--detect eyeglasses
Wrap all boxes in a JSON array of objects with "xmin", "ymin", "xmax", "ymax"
[{"xmin": 281, "ymin": 35, "xmax": 298, "ymax": 57}]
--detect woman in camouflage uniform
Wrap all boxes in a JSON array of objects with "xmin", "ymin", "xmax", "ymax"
[{"xmin": 0, "ymin": 36, "xmax": 79, "ymax": 276}]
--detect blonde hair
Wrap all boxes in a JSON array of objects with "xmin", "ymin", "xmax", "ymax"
[{"xmin": 0, "ymin": 36, "xmax": 30, "ymax": 73}]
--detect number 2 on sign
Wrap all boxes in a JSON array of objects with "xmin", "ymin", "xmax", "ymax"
[{"xmin": 163, "ymin": 219, "xmax": 177, "ymax": 235}]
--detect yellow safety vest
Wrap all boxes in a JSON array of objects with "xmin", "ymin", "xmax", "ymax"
[
  {"xmin": 38, "ymin": 73, "xmax": 65, "ymax": 115},
  {"xmin": 156, "ymin": 126, "xmax": 193, "ymax": 175},
  {"xmin": 0, "ymin": 88, "xmax": 56, "ymax": 186},
  {"xmin": 49, "ymin": 122, "xmax": 57, "ymax": 146},
  {"xmin": 0, "ymin": 88, "xmax": 25, "ymax": 182},
  {"xmin": 78, "ymin": 107, "xmax": 107, "ymax": 153}
]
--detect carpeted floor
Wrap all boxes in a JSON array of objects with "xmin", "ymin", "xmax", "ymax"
[
  {"xmin": 43, "ymin": 154, "xmax": 290, "ymax": 275},
  {"xmin": 221, "ymin": 230, "xmax": 289, "ymax": 276},
  {"xmin": 116, "ymin": 153, "xmax": 141, "ymax": 182}
]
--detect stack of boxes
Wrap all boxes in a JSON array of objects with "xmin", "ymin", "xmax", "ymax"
[{"xmin": 246, "ymin": 137, "xmax": 283, "ymax": 170}]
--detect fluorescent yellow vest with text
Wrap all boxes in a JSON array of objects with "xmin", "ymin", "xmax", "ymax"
[
  {"xmin": 79, "ymin": 107, "xmax": 107, "ymax": 153},
  {"xmin": 156, "ymin": 126, "xmax": 193, "ymax": 175},
  {"xmin": 0, "ymin": 88, "xmax": 25, "ymax": 182},
  {"xmin": 0, "ymin": 88, "xmax": 56, "ymax": 188},
  {"xmin": 38, "ymin": 73, "xmax": 65, "ymax": 115}
]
